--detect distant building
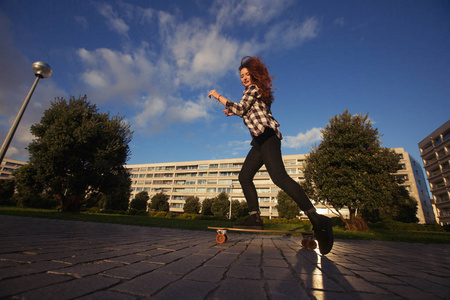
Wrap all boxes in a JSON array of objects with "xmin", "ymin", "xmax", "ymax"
[
  {"xmin": 394, "ymin": 148, "xmax": 436, "ymax": 224},
  {"xmin": 126, "ymin": 148, "xmax": 431, "ymax": 222},
  {"xmin": 418, "ymin": 120, "xmax": 450, "ymax": 225},
  {"xmin": 0, "ymin": 158, "xmax": 27, "ymax": 179}
]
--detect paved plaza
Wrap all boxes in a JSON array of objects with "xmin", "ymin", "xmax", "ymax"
[{"xmin": 0, "ymin": 215, "xmax": 449, "ymax": 299}]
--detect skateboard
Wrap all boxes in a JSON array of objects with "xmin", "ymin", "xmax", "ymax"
[{"xmin": 207, "ymin": 227, "xmax": 317, "ymax": 250}]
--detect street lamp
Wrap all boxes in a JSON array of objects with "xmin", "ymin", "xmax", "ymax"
[
  {"xmin": 228, "ymin": 184, "xmax": 234, "ymax": 219},
  {"xmin": 0, "ymin": 62, "xmax": 52, "ymax": 164}
]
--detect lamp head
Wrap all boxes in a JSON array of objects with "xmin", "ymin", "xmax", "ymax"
[{"xmin": 32, "ymin": 61, "xmax": 52, "ymax": 78}]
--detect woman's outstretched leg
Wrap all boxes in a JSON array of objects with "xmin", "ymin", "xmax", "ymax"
[{"xmin": 260, "ymin": 136, "xmax": 334, "ymax": 254}]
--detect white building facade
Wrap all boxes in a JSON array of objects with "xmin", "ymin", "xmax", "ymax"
[
  {"xmin": 0, "ymin": 158, "xmax": 27, "ymax": 179},
  {"xmin": 126, "ymin": 148, "xmax": 434, "ymax": 223},
  {"xmin": 418, "ymin": 120, "xmax": 450, "ymax": 225}
]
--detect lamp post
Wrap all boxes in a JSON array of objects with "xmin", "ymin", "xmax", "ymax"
[
  {"xmin": 228, "ymin": 184, "xmax": 234, "ymax": 219},
  {"xmin": 0, "ymin": 62, "xmax": 52, "ymax": 165}
]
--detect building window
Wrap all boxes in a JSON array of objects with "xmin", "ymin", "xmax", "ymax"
[{"xmin": 218, "ymin": 179, "xmax": 233, "ymax": 185}]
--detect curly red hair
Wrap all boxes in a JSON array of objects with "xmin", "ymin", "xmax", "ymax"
[{"xmin": 239, "ymin": 56, "xmax": 274, "ymax": 104}]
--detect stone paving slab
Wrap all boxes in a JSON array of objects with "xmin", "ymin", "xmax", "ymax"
[{"xmin": 0, "ymin": 215, "xmax": 449, "ymax": 299}]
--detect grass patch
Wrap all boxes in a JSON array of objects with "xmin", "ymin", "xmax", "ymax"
[
  {"xmin": 1, "ymin": 206, "xmax": 449, "ymax": 244},
  {"xmin": 0, "ymin": 206, "xmax": 235, "ymax": 230}
]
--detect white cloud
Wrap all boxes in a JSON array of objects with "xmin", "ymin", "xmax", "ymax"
[
  {"xmin": 167, "ymin": 94, "xmax": 213, "ymax": 123},
  {"xmin": 228, "ymin": 139, "xmax": 252, "ymax": 153},
  {"xmin": 169, "ymin": 24, "xmax": 252, "ymax": 88},
  {"xmin": 1, "ymin": 1, "xmax": 322, "ymax": 161},
  {"xmin": 264, "ymin": 17, "xmax": 320, "ymax": 49},
  {"xmin": 81, "ymin": 70, "xmax": 108, "ymax": 88},
  {"xmin": 77, "ymin": 45, "xmax": 160, "ymax": 102},
  {"xmin": 133, "ymin": 95, "xmax": 167, "ymax": 132},
  {"xmin": 283, "ymin": 127, "xmax": 323, "ymax": 149},
  {"xmin": 74, "ymin": 16, "xmax": 89, "ymax": 30},
  {"xmin": 96, "ymin": 2, "xmax": 130, "ymax": 36},
  {"xmin": 214, "ymin": 0, "xmax": 295, "ymax": 27},
  {"xmin": 74, "ymin": 1, "xmax": 320, "ymax": 136},
  {"xmin": 118, "ymin": 1, "xmax": 155, "ymax": 24},
  {"xmin": 208, "ymin": 139, "xmax": 252, "ymax": 158}
]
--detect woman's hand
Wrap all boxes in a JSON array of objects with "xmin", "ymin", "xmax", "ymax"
[
  {"xmin": 208, "ymin": 90, "xmax": 220, "ymax": 100},
  {"xmin": 209, "ymin": 89, "xmax": 228, "ymax": 106},
  {"xmin": 223, "ymin": 109, "xmax": 234, "ymax": 116}
]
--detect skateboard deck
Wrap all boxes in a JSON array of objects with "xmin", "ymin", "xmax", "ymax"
[{"xmin": 207, "ymin": 226, "xmax": 317, "ymax": 250}]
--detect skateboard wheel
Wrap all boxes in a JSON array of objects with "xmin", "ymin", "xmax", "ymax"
[
  {"xmin": 224, "ymin": 234, "xmax": 228, "ymax": 242},
  {"xmin": 216, "ymin": 233, "xmax": 227, "ymax": 244},
  {"xmin": 307, "ymin": 239, "xmax": 317, "ymax": 250}
]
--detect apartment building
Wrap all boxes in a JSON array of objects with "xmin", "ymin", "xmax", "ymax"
[
  {"xmin": 126, "ymin": 148, "xmax": 432, "ymax": 222},
  {"xmin": 394, "ymin": 148, "xmax": 436, "ymax": 224},
  {"xmin": 126, "ymin": 154, "xmax": 315, "ymax": 219},
  {"xmin": 419, "ymin": 120, "xmax": 450, "ymax": 225},
  {"xmin": 0, "ymin": 158, "xmax": 27, "ymax": 179}
]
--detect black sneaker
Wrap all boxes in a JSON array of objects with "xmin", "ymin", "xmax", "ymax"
[
  {"xmin": 233, "ymin": 214, "xmax": 263, "ymax": 230},
  {"xmin": 313, "ymin": 215, "xmax": 334, "ymax": 255}
]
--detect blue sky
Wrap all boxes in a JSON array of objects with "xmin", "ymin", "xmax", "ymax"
[{"xmin": 0, "ymin": 0, "xmax": 449, "ymax": 167}]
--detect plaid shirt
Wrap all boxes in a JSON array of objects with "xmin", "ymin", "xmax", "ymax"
[{"xmin": 226, "ymin": 84, "xmax": 282, "ymax": 140}]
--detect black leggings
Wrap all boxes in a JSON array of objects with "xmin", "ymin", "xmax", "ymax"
[{"xmin": 239, "ymin": 135, "xmax": 316, "ymax": 214}]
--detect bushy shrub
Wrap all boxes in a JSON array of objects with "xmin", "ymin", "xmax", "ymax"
[
  {"xmin": 17, "ymin": 194, "xmax": 59, "ymax": 209},
  {"xmin": 184, "ymin": 196, "xmax": 200, "ymax": 214},
  {"xmin": 127, "ymin": 208, "xmax": 148, "ymax": 216},
  {"xmin": 0, "ymin": 179, "xmax": 15, "ymax": 205},
  {"xmin": 130, "ymin": 191, "xmax": 149, "ymax": 211},
  {"xmin": 330, "ymin": 217, "xmax": 346, "ymax": 227},
  {"xmin": 201, "ymin": 198, "xmax": 214, "ymax": 215},
  {"xmin": 276, "ymin": 191, "xmax": 300, "ymax": 219},
  {"xmin": 369, "ymin": 220, "xmax": 445, "ymax": 232},
  {"xmin": 149, "ymin": 193, "xmax": 169, "ymax": 212},
  {"xmin": 211, "ymin": 192, "xmax": 230, "ymax": 219},
  {"xmin": 149, "ymin": 211, "xmax": 174, "ymax": 218},
  {"xmin": 265, "ymin": 218, "xmax": 310, "ymax": 225}
]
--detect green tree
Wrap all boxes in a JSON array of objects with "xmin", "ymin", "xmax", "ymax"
[
  {"xmin": 183, "ymin": 196, "xmax": 201, "ymax": 214},
  {"xmin": 361, "ymin": 184, "xmax": 419, "ymax": 223},
  {"xmin": 276, "ymin": 190, "xmax": 301, "ymax": 219},
  {"xmin": 103, "ymin": 170, "xmax": 131, "ymax": 211},
  {"xmin": 14, "ymin": 164, "xmax": 44, "ymax": 199},
  {"xmin": 302, "ymin": 110, "xmax": 404, "ymax": 230},
  {"xmin": 395, "ymin": 195, "xmax": 419, "ymax": 223},
  {"xmin": 13, "ymin": 164, "xmax": 57, "ymax": 208},
  {"xmin": 130, "ymin": 191, "xmax": 149, "ymax": 211},
  {"xmin": 211, "ymin": 192, "xmax": 230, "ymax": 219},
  {"xmin": 201, "ymin": 198, "xmax": 214, "ymax": 215},
  {"xmin": 149, "ymin": 192, "xmax": 169, "ymax": 212},
  {"xmin": 230, "ymin": 199, "xmax": 242, "ymax": 219},
  {"xmin": 83, "ymin": 192, "xmax": 103, "ymax": 210},
  {"xmin": 239, "ymin": 200, "xmax": 249, "ymax": 217},
  {"xmin": 21, "ymin": 96, "xmax": 132, "ymax": 212},
  {"xmin": 0, "ymin": 178, "xmax": 15, "ymax": 206}
]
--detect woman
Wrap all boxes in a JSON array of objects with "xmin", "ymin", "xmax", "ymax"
[{"xmin": 208, "ymin": 56, "xmax": 333, "ymax": 254}]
